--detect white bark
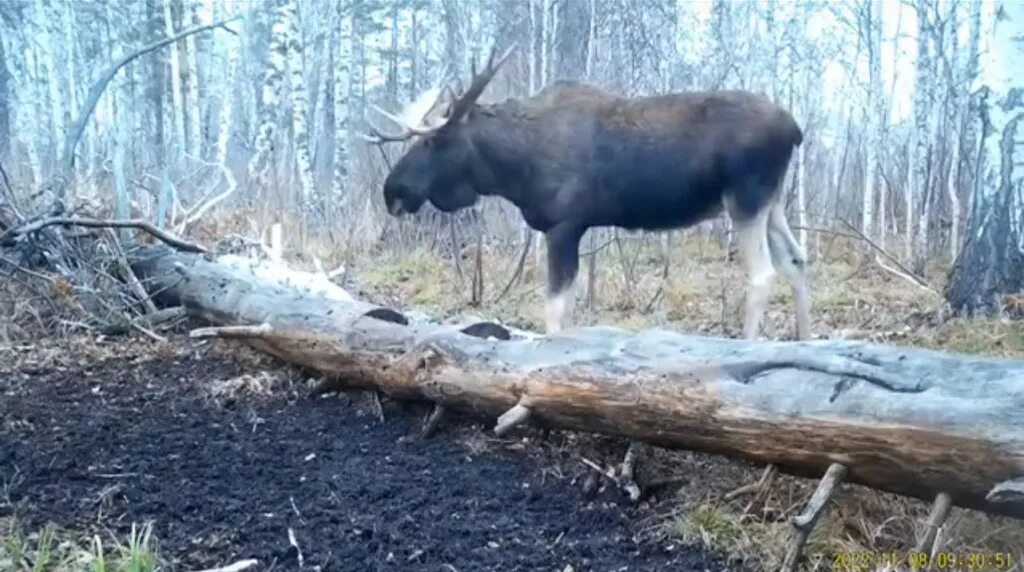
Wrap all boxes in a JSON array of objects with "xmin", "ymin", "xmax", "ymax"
[
  {"xmin": 41, "ymin": 2, "xmax": 64, "ymax": 177},
  {"xmin": 282, "ymin": 1, "xmax": 315, "ymax": 210},
  {"xmin": 184, "ymin": 0, "xmax": 202, "ymax": 158},
  {"xmin": 215, "ymin": 1, "xmax": 238, "ymax": 167},
  {"xmin": 862, "ymin": 131, "xmax": 876, "ymax": 238},
  {"xmin": 332, "ymin": 2, "xmax": 353, "ymax": 202},
  {"xmin": 62, "ymin": 2, "xmax": 81, "ymax": 181},
  {"xmin": 947, "ymin": 137, "xmax": 961, "ymax": 262},
  {"xmin": 911, "ymin": 0, "xmax": 932, "ymax": 264},
  {"xmin": 349, "ymin": 4, "xmax": 365, "ymax": 127},
  {"xmin": 862, "ymin": 0, "xmax": 883, "ymax": 241},
  {"xmin": 246, "ymin": 4, "xmax": 291, "ymax": 192},
  {"xmin": 540, "ymin": 0, "xmax": 549, "ymax": 85},
  {"xmin": 529, "ymin": 0, "xmax": 536, "ymax": 93},
  {"xmin": 164, "ymin": 0, "xmax": 186, "ymax": 160},
  {"xmin": 23, "ymin": 9, "xmax": 44, "ymax": 185},
  {"xmin": 977, "ymin": 0, "xmax": 1024, "ymax": 204},
  {"xmin": 586, "ymin": 0, "xmax": 596, "ymax": 81},
  {"xmin": 906, "ymin": 146, "xmax": 915, "ymax": 255}
]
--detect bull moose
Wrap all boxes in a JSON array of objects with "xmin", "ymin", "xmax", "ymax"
[{"xmin": 365, "ymin": 46, "xmax": 811, "ymax": 341}]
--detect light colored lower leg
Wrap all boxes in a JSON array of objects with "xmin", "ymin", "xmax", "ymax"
[
  {"xmin": 768, "ymin": 202, "xmax": 811, "ymax": 340},
  {"xmin": 735, "ymin": 210, "xmax": 775, "ymax": 340},
  {"xmin": 545, "ymin": 286, "xmax": 572, "ymax": 334}
]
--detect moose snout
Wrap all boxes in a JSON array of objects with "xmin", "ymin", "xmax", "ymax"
[
  {"xmin": 387, "ymin": 197, "xmax": 407, "ymax": 216},
  {"xmin": 383, "ymin": 183, "xmax": 410, "ymax": 217},
  {"xmin": 383, "ymin": 180, "xmax": 427, "ymax": 217}
]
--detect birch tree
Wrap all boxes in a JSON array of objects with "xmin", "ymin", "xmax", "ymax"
[
  {"xmin": 946, "ymin": 0, "xmax": 1024, "ymax": 315},
  {"xmin": 908, "ymin": 0, "xmax": 934, "ymax": 265},
  {"xmin": 281, "ymin": 0, "xmax": 316, "ymax": 213},
  {"xmin": 332, "ymin": 0, "xmax": 353, "ymax": 203},
  {"xmin": 0, "ymin": 17, "xmax": 10, "ymax": 163},
  {"xmin": 246, "ymin": 2, "xmax": 290, "ymax": 195},
  {"xmin": 184, "ymin": 0, "xmax": 202, "ymax": 158},
  {"xmin": 164, "ymin": 0, "xmax": 187, "ymax": 163}
]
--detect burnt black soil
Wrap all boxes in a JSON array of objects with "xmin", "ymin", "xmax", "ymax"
[{"xmin": 1, "ymin": 340, "xmax": 736, "ymax": 571}]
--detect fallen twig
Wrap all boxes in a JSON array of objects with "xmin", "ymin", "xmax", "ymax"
[
  {"xmin": 838, "ymin": 218, "xmax": 936, "ymax": 293},
  {"xmin": 913, "ymin": 491, "xmax": 953, "ymax": 567},
  {"xmin": 190, "ymin": 560, "xmax": 259, "ymax": 572},
  {"xmin": 781, "ymin": 463, "xmax": 847, "ymax": 572},
  {"xmin": 107, "ymin": 229, "xmax": 159, "ymax": 314},
  {"xmin": 287, "ymin": 528, "xmax": 303, "ymax": 568}
]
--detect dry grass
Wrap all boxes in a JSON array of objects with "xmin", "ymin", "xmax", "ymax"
[{"xmin": 202, "ymin": 370, "xmax": 293, "ymax": 405}]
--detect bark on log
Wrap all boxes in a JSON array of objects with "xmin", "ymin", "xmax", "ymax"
[{"xmin": 130, "ymin": 246, "xmax": 1024, "ymax": 519}]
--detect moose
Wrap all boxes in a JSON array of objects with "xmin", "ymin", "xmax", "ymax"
[{"xmin": 365, "ymin": 46, "xmax": 811, "ymax": 341}]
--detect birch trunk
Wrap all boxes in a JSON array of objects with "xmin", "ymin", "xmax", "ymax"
[
  {"xmin": 528, "ymin": 0, "xmax": 536, "ymax": 94},
  {"xmin": 214, "ymin": 0, "xmax": 238, "ymax": 167},
  {"xmin": 911, "ymin": 0, "xmax": 932, "ymax": 267},
  {"xmin": 349, "ymin": 4, "xmax": 365, "ymax": 125},
  {"xmin": 540, "ymin": 0, "xmax": 549, "ymax": 85},
  {"xmin": 184, "ymin": 0, "xmax": 202, "ymax": 158},
  {"xmin": 409, "ymin": 8, "xmax": 419, "ymax": 99},
  {"xmin": 862, "ymin": 132, "xmax": 876, "ymax": 239},
  {"xmin": 862, "ymin": 0, "xmax": 883, "ymax": 241},
  {"xmin": 164, "ymin": 0, "xmax": 186, "ymax": 162},
  {"xmin": 23, "ymin": 16, "xmax": 43, "ymax": 186},
  {"xmin": 62, "ymin": 1, "xmax": 82, "ymax": 181},
  {"xmin": 282, "ymin": 0, "xmax": 316, "ymax": 213},
  {"xmin": 0, "ymin": 25, "xmax": 9, "ymax": 162},
  {"xmin": 246, "ymin": 4, "xmax": 290, "ymax": 194},
  {"xmin": 41, "ymin": 3, "xmax": 64, "ymax": 178},
  {"xmin": 947, "ymin": 137, "xmax": 961, "ymax": 262},
  {"xmin": 332, "ymin": 0, "xmax": 352, "ymax": 202},
  {"xmin": 945, "ymin": 0, "xmax": 1024, "ymax": 315},
  {"xmin": 906, "ymin": 145, "xmax": 915, "ymax": 255}
]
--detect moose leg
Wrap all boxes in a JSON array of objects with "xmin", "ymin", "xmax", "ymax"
[
  {"xmin": 544, "ymin": 224, "xmax": 585, "ymax": 334},
  {"xmin": 734, "ymin": 208, "xmax": 776, "ymax": 340},
  {"xmin": 767, "ymin": 201, "xmax": 811, "ymax": 340}
]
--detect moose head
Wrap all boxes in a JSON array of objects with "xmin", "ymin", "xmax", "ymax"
[{"xmin": 363, "ymin": 46, "xmax": 515, "ymax": 218}]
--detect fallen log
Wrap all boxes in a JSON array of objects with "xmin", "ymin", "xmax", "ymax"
[{"xmin": 130, "ymin": 245, "xmax": 1024, "ymax": 519}]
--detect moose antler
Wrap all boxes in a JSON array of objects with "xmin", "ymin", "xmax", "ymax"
[
  {"xmin": 360, "ymin": 45, "xmax": 515, "ymax": 145},
  {"xmin": 360, "ymin": 87, "xmax": 450, "ymax": 145},
  {"xmin": 447, "ymin": 44, "xmax": 516, "ymax": 123}
]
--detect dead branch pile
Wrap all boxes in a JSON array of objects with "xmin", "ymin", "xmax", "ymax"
[{"xmin": 0, "ymin": 205, "xmax": 246, "ymax": 342}]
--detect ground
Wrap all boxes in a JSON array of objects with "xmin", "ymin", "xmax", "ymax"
[
  {"xmin": 0, "ymin": 336, "xmax": 740, "ymax": 571},
  {"xmin": 2, "ymin": 224, "xmax": 1023, "ymax": 571}
]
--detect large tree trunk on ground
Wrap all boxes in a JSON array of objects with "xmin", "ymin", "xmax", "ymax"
[{"xmin": 131, "ymin": 246, "xmax": 1024, "ymax": 520}]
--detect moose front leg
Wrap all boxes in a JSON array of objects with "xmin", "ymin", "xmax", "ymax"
[{"xmin": 544, "ymin": 224, "xmax": 585, "ymax": 334}]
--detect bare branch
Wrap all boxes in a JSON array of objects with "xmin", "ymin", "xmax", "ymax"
[
  {"xmin": 0, "ymin": 218, "xmax": 208, "ymax": 253},
  {"xmin": 59, "ymin": 16, "xmax": 241, "ymax": 195}
]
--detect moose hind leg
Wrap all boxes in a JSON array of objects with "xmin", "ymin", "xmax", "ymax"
[
  {"xmin": 733, "ymin": 207, "xmax": 776, "ymax": 340},
  {"xmin": 544, "ymin": 225, "xmax": 584, "ymax": 334},
  {"xmin": 767, "ymin": 201, "xmax": 811, "ymax": 340}
]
